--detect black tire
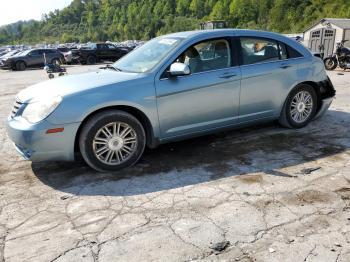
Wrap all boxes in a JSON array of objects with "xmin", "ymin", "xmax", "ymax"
[
  {"xmin": 79, "ymin": 110, "xmax": 146, "ymax": 172},
  {"xmin": 86, "ymin": 55, "xmax": 97, "ymax": 65},
  {"xmin": 48, "ymin": 73, "xmax": 54, "ymax": 79},
  {"xmin": 15, "ymin": 61, "xmax": 26, "ymax": 71},
  {"xmin": 324, "ymin": 58, "xmax": 337, "ymax": 70},
  {"xmin": 279, "ymin": 84, "xmax": 317, "ymax": 129}
]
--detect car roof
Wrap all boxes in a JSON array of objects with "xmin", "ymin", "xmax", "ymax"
[
  {"xmin": 164, "ymin": 29, "xmax": 311, "ymax": 57},
  {"xmin": 164, "ymin": 29, "xmax": 284, "ymax": 39}
]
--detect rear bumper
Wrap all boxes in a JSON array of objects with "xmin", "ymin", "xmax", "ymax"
[{"xmin": 6, "ymin": 117, "xmax": 80, "ymax": 161}]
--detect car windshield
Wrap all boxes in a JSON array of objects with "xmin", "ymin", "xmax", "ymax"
[
  {"xmin": 112, "ymin": 37, "xmax": 183, "ymax": 73},
  {"xmin": 17, "ymin": 50, "xmax": 31, "ymax": 56},
  {"xmin": 1, "ymin": 50, "xmax": 16, "ymax": 58}
]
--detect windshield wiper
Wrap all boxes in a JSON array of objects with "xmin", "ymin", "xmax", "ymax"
[{"xmin": 100, "ymin": 64, "xmax": 122, "ymax": 71}]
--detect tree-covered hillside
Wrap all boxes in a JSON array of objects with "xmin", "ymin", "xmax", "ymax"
[{"xmin": 1, "ymin": 0, "xmax": 350, "ymax": 44}]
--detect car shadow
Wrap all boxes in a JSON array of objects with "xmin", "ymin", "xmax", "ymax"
[{"xmin": 31, "ymin": 110, "xmax": 350, "ymax": 196}]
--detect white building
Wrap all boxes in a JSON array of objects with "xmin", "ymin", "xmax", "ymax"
[{"xmin": 303, "ymin": 18, "xmax": 350, "ymax": 56}]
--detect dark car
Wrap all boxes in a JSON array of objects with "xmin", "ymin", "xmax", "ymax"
[
  {"xmin": 0, "ymin": 49, "xmax": 63, "ymax": 71},
  {"xmin": 75, "ymin": 43, "xmax": 129, "ymax": 64}
]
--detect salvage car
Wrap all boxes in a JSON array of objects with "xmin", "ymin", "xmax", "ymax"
[
  {"xmin": 6, "ymin": 29, "xmax": 335, "ymax": 172},
  {"xmin": 74, "ymin": 43, "xmax": 129, "ymax": 64},
  {"xmin": 0, "ymin": 48, "xmax": 63, "ymax": 71}
]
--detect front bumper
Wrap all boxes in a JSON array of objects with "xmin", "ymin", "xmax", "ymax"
[
  {"xmin": 6, "ymin": 116, "xmax": 80, "ymax": 161},
  {"xmin": 0, "ymin": 60, "xmax": 12, "ymax": 69}
]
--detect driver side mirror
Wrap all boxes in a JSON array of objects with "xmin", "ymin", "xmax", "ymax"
[{"xmin": 169, "ymin": 62, "xmax": 190, "ymax": 76}]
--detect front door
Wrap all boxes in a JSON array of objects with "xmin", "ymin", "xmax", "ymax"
[{"xmin": 155, "ymin": 38, "xmax": 241, "ymax": 139}]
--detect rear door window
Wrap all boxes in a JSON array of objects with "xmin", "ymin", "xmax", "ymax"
[
  {"xmin": 240, "ymin": 37, "xmax": 279, "ymax": 65},
  {"xmin": 29, "ymin": 50, "xmax": 40, "ymax": 56}
]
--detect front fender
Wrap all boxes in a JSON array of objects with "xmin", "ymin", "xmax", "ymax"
[{"xmin": 45, "ymin": 79, "xmax": 160, "ymax": 141}]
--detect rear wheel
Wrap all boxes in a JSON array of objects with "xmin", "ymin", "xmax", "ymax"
[
  {"xmin": 15, "ymin": 61, "xmax": 26, "ymax": 71},
  {"xmin": 279, "ymin": 84, "xmax": 317, "ymax": 128},
  {"xmin": 324, "ymin": 58, "xmax": 337, "ymax": 70},
  {"xmin": 79, "ymin": 110, "xmax": 146, "ymax": 172}
]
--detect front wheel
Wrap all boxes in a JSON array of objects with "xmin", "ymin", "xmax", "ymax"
[
  {"xmin": 324, "ymin": 58, "xmax": 337, "ymax": 70},
  {"xmin": 15, "ymin": 61, "xmax": 26, "ymax": 71},
  {"xmin": 279, "ymin": 84, "xmax": 317, "ymax": 128},
  {"xmin": 79, "ymin": 110, "xmax": 146, "ymax": 172}
]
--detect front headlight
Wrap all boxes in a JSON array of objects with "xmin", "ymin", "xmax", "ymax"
[{"xmin": 22, "ymin": 96, "xmax": 62, "ymax": 123}]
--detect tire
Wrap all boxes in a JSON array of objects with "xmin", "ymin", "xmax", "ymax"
[
  {"xmin": 279, "ymin": 84, "xmax": 317, "ymax": 129},
  {"xmin": 86, "ymin": 55, "xmax": 97, "ymax": 65},
  {"xmin": 324, "ymin": 58, "xmax": 337, "ymax": 70},
  {"xmin": 79, "ymin": 110, "xmax": 146, "ymax": 172},
  {"xmin": 15, "ymin": 61, "xmax": 26, "ymax": 71}
]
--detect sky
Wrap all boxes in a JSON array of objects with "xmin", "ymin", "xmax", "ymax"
[{"xmin": 0, "ymin": 0, "xmax": 73, "ymax": 26}]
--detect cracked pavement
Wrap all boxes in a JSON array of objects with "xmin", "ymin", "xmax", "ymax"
[{"xmin": 0, "ymin": 65, "xmax": 350, "ymax": 262}]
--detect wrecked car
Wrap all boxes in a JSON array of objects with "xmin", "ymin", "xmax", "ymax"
[{"xmin": 6, "ymin": 29, "xmax": 335, "ymax": 172}]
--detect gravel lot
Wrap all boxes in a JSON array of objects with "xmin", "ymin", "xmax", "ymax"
[{"xmin": 0, "ymin": 65, "xmax": 349, "ymax": 262}]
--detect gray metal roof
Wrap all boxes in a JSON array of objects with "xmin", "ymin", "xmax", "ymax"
[
  {"xmin": 323, "ymin": 18, "xmax": 350, "ymax": 29},
  {"xmin": 304, "ymin": 18, "xmax": 350, "ymax": 32}
]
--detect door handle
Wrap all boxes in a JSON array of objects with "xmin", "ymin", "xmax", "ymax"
[
  {"xmin": 280, "ymin": 64, "xmax": 292, "ymax": 69},
  {"xmin": 219, "ymin": 73, "xmax": 237, "ymax": 79}
]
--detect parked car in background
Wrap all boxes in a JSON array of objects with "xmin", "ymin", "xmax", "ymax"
[
  {"xmin": 0, "ymin": 49, "xmax": 21, "ymax": 61},
  {"xmin": 57, "ymin": 47, "xmax": 73, "ymax": 64},
  {"xmin": 6, "ymin": 29, "xmax": 335, "ymax": 172},
  {"xmin": 0, "ymin": 48, "xmax": 63, "ymax": 70},
  {"xmin": 74, "ymin": 43, "xmax": 129, "ymax": 64}
]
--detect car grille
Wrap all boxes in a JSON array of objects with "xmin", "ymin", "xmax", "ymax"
[{"xmin": 10, "ymin": 99, "xmax": 23, "ymax": 118}]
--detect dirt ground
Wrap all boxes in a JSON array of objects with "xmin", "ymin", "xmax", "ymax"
[{"xmin": 0, "ymin": 65, "xmax": 349, "ymax": 262}]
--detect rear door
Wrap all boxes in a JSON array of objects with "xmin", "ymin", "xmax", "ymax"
[{"xmin": 238, "ymin": 37, "xmax": 302, "ymax": 122}]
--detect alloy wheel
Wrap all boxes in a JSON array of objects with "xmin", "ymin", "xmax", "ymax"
[
  {"xmin": 290, "ymin": 91, "xmax": 313, "ymax": 123},
  {"xmin": 92, "ymin": 122, "xmax": 138, "ymax": 165}
]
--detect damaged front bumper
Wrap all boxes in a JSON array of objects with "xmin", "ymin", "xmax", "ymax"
[
  {"xmin": 314, "ymin": 96, "xmax": 334, "ymax": 119},
  {"xmin": 314, "ymin": 76, "xmax": 336, "ymax": 119}
]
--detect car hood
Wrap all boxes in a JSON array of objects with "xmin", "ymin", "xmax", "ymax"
[
  {"xmin": 7, "ymin": 54, "xmax": 25, "ymax": 60},
  {"xmin": 17, "ymin": 69, "xmax": 143, "ymax": 103}
]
